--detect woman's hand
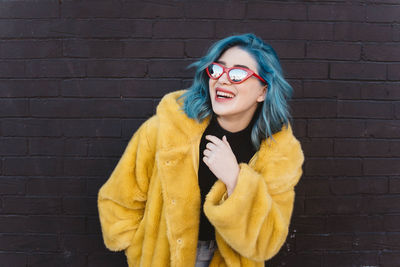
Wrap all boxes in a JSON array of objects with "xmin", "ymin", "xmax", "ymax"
[{"xmin": 203, "ymin": 135, "xmax": 239, "ymax": 196}]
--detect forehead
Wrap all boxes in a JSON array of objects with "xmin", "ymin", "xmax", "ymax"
[{"xmin": 217, "ymin": 46, "xmax": 258, "ymax": 70}]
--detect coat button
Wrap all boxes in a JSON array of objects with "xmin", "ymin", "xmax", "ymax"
[
  {"xmin": 171, "ymin": 199, "xmax": 176, "ymax": 205},
  {"xmin": 177, "ymin": 239, "xmax": 182, "ymax": 244}
]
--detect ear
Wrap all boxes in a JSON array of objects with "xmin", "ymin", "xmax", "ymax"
[{"xmin": 256, "ymin": 84, "xmax": 268, "ymax": 102}]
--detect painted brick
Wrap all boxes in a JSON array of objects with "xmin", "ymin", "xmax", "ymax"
[
  {"xmin": 282, "ymin": 61, "xmax": 329, "ymax": 79},
  {"xmin": 303, "ymin": 81, "xmax": 361, "ymax": 99},
  {"xmin": 120, "ymin": 79, "xmax": 180, "ymax": 98},
  {"xmin": 185, "ymin": 2, "xmax": 246, "ymax": 19},
  {"xmin": 291, "ymin": 99, "xmax": 336, "ymax": 118},
  {"xmin": 247, "ymin": 3, "xmax": 306, "ymax": 20},
  {"xmin": 365, "ymin": 120, "xmax": 400, "ymax": 138},
  {"xmin": 62, "ymin": 119, "xmax": 120, "ymax": 137},
  {"xmin": 331, "ymin": 62, "xmax": 386, "ymax": 80},
  {"xmin": 86, "ymin": 60, "xmax": 147, "ymax": 78},
  {"xmin": 1, "ymin": 197, "xmax": 61, "ymax": 215},
  {"xmin": 364, "ymin": 44, "xmax": 400, "ymax": 61},
  {"xmin": 28, "ymin": 253, "xmax": 87, "ymax": 267},
  {"xmin": 363, "ymin": 158, "xmax": 400, "ymax": 175},
  {"xmin": 0, "ymin": 138, "xmax": 27, "ymax": 155},
  {"xmin": 308, "ymin": 119, "xmax": 366, "ymax": 138},
  {"xmin": 334, "ymin": 23, "xmax": 393, "ymax": 41},
  {"xmin": 0, "ymin": 177, "xmax": 25, "ymax": 195},
  {"xmin": 153, "ymin": 21, "xmax": 214, "ymax": 38},
  {"xmin": 3, "ymin": 157, "xmax": 60, "ymax": 176},
  {"xmin": 122, "ymin": 2, "xmax": 182, "ymax": 19},
  {"xmin": 322, "ymin": 253, "xmax": 378, "ymax": 267},
  {"xmin": 308, "ymin": 4, "xmax": 366, "ymax": 21},
  {"xmin": 63, "ymin": 40, "xmax": 123, "ymax": 58},
  {"xmin": 306, "ymin": 42, "xmax": 361, "ymax": 60},
  {"xmin": 0, "ymin": 253, "xmax": 26, "ymax": 267},
  {"xmin": 26, "ymin": 178, "xmax": 86, "ymax": 196},
  {"xmin": 296, "ymin": 234, "xmax": 353, "ymax": 251},
  {"xmin": 0, "ymin": 40, "xmax": 62, "ymax": 59},
  {"xmin": 123, "ymin": 40, "xmax": 184, "ymax": 58},
  {"xmin": 366, "ymin": 4, "xmax": 400, "ymax": 22},
  {"xmin": 327, "ymin": 215, "xmax": 384, "ymax": 233},
  {"xmin": 61, "ymin": 79, "xmax": 120, "ymax": 98},
  {"xmin": 388, "ymin": 64, "xmax": 400, "ymax": 80},
  {"xmin": 0, "ymin": 80, "xmax": 59, "ymax": 98}
]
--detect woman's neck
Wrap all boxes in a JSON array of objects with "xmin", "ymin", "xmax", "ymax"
[{"xmin": 216, "ymin": 114, "xmax": 252, "ymax": 133}]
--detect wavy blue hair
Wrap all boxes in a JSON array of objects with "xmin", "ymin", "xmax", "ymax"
[{"xmin": 180, "ymin": 33, "xmax": 293, "ymax": 149}]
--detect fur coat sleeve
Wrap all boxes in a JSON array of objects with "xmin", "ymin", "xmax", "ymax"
[
  {"xmin": 204, "ymin": 125, "xmax": 304, "ymax": 262},
  {"xmin": 97, "ymin": 116, "xmax": 157, "ymax": 251}
]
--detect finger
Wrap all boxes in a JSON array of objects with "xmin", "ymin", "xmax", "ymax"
[
  {"xmin": 205, "ymin": 135, "xmax": 224, "ymax": 146},
  {"xmin": 206, "ymin": 142, "xmax": 217, "ymax": 151},
  {"xmin": 203, "ymin": 149, "xmax": 212, "ymax": 157},
  {"xmin": 202, "ymin": 156, "xmax": 209, "ymax": 166},
  {"xmin": 222, "ymin": 135, "xmax": 231, "ymax": 148}
]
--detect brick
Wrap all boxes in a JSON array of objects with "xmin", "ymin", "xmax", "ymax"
[
  {"xmin": 331, "ymin": 62, "xmax": 386, "ymax": 80},
  {"xmin": 282, "ymin": 61, "xmax": 329, "ymax": 79},
  {"xmin": 4, "ymin": 157, "xmax": 60, "ymax": 176},
  {"xmin": 363, "ymin": 158, "xmax": 400, "ymax": 175},
  {"xmin": 305, "ymin": 196, "xmax": 368, "ymax": 215},
  {"xmin": 0, "ymin": 253, "xmax": 26, "ymax": 267},
  {"xmin": 62, "ymin": 234, "xmax": 104, "ymax": 252},
  {"xmin": 0, "ymin": 80, "xmax": 59, "ymax": 97},
  {"xmin": 61, "ymin": 79, "xmax": 120, "ymax": 97},
  {"xmin": 0, "ymin": 60, "xmax": 25, "ymax": 78},
  {"xmin": 121, "ymin": 119, "xmax": 147, "ymax": 138},
  {"xmin": 65, "ymin": 139, "xmax": 88, "ymax": 156},
  {"xmin": 86, "ymin": 216, "xmax": 102, "ymax": 234},
  {"xmin": 62, "ymin": 119, "xmax": 120, "ymax": 137},
  {"xmin": 2, "ymin": 197, "xmax": 61, "ymax": 215},
  {"xmin": 334, "ymin": 23, "xmax": 392, "ymax": 41},
  {"xmin": 291, "ymin": 100, "xmax": 336, "ymax": 118},
  {"xmin": 29, "ymin": 138, "xmax": 64, "ymax": 156},
  {"xmin": 0, "ymin": 20, "xmax": 58, "ymax": 38},
  {"xmin": 384, "ymin": 215, "xmax": 400, "ymax": 231},
  {"xmin": 0, "ymin": 215, "xmax": 26, "ymax": 233},
  {"xmin": 354, "ymin": 233, "xmax": 400, "ymax": 250},
  {"xmin": 291, "ymin": 216, "xmax": 326, "ymax": 234},
  {"xmin": 300, "ymin": 178, "xmax": 331, "ymax": 196},
  {"xmin": 334, "ymin": 139, "xmax": 393, "ymax": 157},
  {"xmin": 360, "ymin": 82, "xmax": 400, "ymax": 100},
  {"xmin": 185, "ymin": 39, "xmax": 217, "ymax": 58},
  {"xmin": 380, "ymin": 253, "xmax": 400, "ymax": 267},
  {"xmin": 154, "ymin": 21, "xmax": 214, "ymax": 38},
  {"xmin": 365, "ymin": 120, "xmax": 400, "ymax": 138},
  {"xmin": 26, "ymin": 178, "xmax": 86, "ymax": 196},
  {"xmin": 322, "ymin": 252, "xmax": 378, "ymax": 267},
  {"xmin": 330, "ymin": 177, "xmax": 388, "ymax": 195},
  {"xmin": 63, "ymin": 40, "xmax": 123, "ymax": 58},
  {"xmin": 148, "ymin": 60, "xmax": 195, "ymax": 78},
  {"xmin": 395, "ymin": 102, "xmax": 400, "ymax": 119},
  {"xmin": 303, "ymin": 81, "xmax": 361, "ymax": 99},
  {"xmin": 87, "ymin": 178, "xmax": 107, "ymax": 197},
  {"xmin": 61, "ymin": 1, "xmax": 122, "ymax": 18},
  {"xmin": 327, "ymin": 215, "xmax": 383, "ymax": 233},
  {"xmin": 300, "ymin": 138, "xmax": 334, "ymax": 157},
  {"xmin": 394, "ymin": 24, "xmax": 400, "ymax": 42},
  {"xmin": 30, "ymin": 216, "xmax": 86, "ymax": 234},
  {"xmin": 388, "ymin": 64, "xmax": 400, "ymax": 80},
  {"xmin": 0, "ymin": 99, "xmax": 28, "ymax": 117},
  {"xmin": 308, "ymin": 119, "xmax": 366, "ymax": 138},
  {"xmin": 0, "ymin": 2, "xmax": 58, "ymax": 18},
  {"xmin": 247, "ymin": 3, "xmax": 306, "ymax": 20},
  {"xmin": 87, "ymin": 59, "xmax": 147, "ymax": 78},
  {"xmin": 309, "ymin": 4, "xmax": 365, "ymax": 21},
  {"xmin": 366, "ymin": 4, "xmax": 400, "ymax": 22},
  {"xmin": 368, "ymin": 196, "xmax": 400, "ymax": 213},
  {"xmin": 0, "ymin": 138, "xmax": 27, "ymax": 155},
  {"xmin": 290, "ymin": 80, "xmax": 303, "ymax": 98},
  {"xmin": 0, "ymin": 40, "xmax": 61, "ymax": 59},
  {"xmin": 28, "ymin": 253, "xmax": 87, "ymax": 267},
  {"xmin": 364, "ymin": 44, "xmax": 400, "ymax": 61},
  {"xmin": 88, "ymin": 139, "xmax": 126, "ymax": 157},
  {"xmin": 123, "ymin": 40, "xmax": 184, "ymax": 58},
  {"xmin": 216, "ymin": 21, "xmax": 334, "ymax": 40},
  {"xmin": 30, "ymin": 99, "xmax": 153, "ymax": 118},
  {"xmin": 122, "ymin": 2, "xmax": 183, "ymax": 18},
  {"xmin": 25, "ymin": 59, "xmax": 86, "ymax": 78},
  {"xmin": 269, "ymin": 40, "xmax": 306, "ymax": 59},
  {"xmin": 296, "ymin": 234, "xmax": 353, "ymax": 251},
  {"xmin": 75, "ymin": 20, "xmax": 152, "ymax": 38},
  {"xmin": 120, "ymin": 79, "xmax": 180, "ymax": 98},
  {"xmin": 63, "ymin": 197, "xmax": 97, "ymax": 215},
  {"xmin": 185, "ymin": 2, "xmax": 246, "ymax": 19},
  {"xmin": 63, "ymin": 158, "xmax": 116, "ymax": 176},
  {"xmin": 88, "ymin": 251, "xmax": 127, "ymax": 267},
  {"xmin": 0, "ymin": 177, "xmax": 25, "ymax": 195},
  {"xmin": 271, "ymin": 254, "xmax": 322, "ymax": 267},
  {"xmin": 306, "ymin": 42, "xmax": 361, "ymax": 60},
  {"xmin": 338, "ymin": 100, "xmax": 392, "ymax": 119},
  {"xmin": 389, "ymin": 178, "xmax": 400, "ymax": 193},
  {"xmin": 305, "ymin": 158, "xmax": 362, "ymax": 176}
]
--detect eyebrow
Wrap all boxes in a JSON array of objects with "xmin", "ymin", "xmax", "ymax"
[{"xmin": 216, "ymin": 60, "xmax": 250, "ymax": 70}]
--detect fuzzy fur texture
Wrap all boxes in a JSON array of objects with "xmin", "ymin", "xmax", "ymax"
[{"xmin": 98, "ymin": 90, "xmax": 304, "ymax": 267}]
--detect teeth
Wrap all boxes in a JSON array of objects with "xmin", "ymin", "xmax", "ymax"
[{"xmin": 216, "ymin": 91, "xmax": 234, "ymax": 98}]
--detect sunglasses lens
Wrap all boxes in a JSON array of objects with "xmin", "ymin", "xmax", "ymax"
[
  {"xmin": 208, "ymin": 64, "xmax": 223, "ymax": 78},
  {"xmin": 229, "ymin": 68, "xmax": 248, "ymax": 82}
]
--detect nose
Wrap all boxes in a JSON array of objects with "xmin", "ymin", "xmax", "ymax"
[{"xmin": 218, "ymin": 72, "xmax": 231, "ymax": 84}]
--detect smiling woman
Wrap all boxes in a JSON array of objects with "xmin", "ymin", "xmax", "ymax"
[{"xmin": 98, "ymin": 33, "xmax": 304, "ymax": 267}]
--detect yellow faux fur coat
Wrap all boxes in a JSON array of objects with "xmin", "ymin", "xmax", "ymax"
[{"xmin": 98, "ymin": 90, "xmax": 304, "ymax": 267}]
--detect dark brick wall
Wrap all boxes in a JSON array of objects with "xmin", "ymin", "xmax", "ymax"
[{"xmin": 0, "ymin": 0, "xmax": 399, "ymax": 266}]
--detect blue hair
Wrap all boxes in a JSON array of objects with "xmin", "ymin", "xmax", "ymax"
[{"xmin": 180, "ymin": 33, "xmax": 293, "ymax": 149}]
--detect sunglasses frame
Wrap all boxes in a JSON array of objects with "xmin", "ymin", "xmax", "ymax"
[{"xmin": 206, "ymin": 62, "xmax": 267, "ymax": 84}]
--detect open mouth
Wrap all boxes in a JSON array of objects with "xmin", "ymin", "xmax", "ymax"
[{"xmin": 216, "ymin": 88, "xmax": 235, "ymax": 100}]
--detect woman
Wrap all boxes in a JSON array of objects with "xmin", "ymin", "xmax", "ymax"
[{"xmin": 98, "ymin": 33, "xmax": 304, "ymax": 267}]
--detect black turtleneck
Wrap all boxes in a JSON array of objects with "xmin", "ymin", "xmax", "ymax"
[{"xmin": 197, "ymin": 114, "xmax": 258, "ymax": 241}]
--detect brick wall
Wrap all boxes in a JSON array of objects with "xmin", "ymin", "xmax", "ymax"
[{"xmin": 0, "ymin": 1, "xmax": 399, "ymax": 266}]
